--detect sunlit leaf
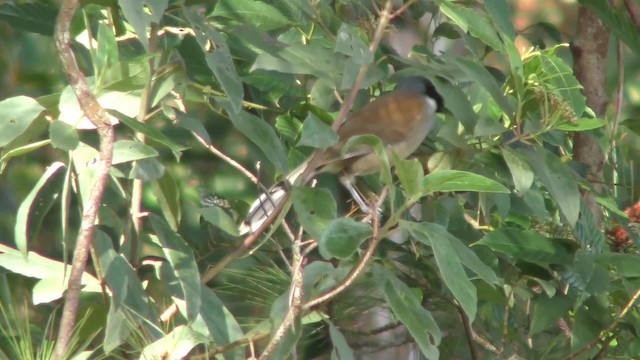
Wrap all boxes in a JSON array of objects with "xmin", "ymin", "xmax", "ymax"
[
  {"xmin": 0, "ymin": 96, "xmax": 45, "ymax": 147},
  {"xmin": 14, "ymin": 162, "xmax": 66, "ymax": 257},
  {"xmin": 423, "ymin": 170, "xmax": 509, "ymax": 195},
  {"xmin": 149, "ymin": 215, "xmax": 202, "ymax": 322}
]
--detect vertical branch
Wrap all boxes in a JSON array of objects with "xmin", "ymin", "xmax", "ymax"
[
  {"xmin": 53, "ymin": 0, "xmax": 115, "ymax": 358},
  {"xmin": 571, "ymin": 6, "xmax": 610, "ymax": 227},
  {"xmin": 130, "ymin": 23, "xmax": 159, "ymax": 263},
  {"xmin": 258, "ymin": 231, "xmax": 305, "ymax": 360}
]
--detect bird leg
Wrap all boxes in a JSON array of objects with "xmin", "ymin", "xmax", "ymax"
[{"xmin": 339, "ymin": 174, "xmax": 374, "ymax": 214}]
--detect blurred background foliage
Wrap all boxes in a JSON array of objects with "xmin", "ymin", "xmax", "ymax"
[{"xmin": 1, "ymin": 0, "xmax": 640, "ymax": 359}]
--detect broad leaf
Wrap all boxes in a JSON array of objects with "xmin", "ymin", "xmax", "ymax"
[
  {"xmin": 373, "ymin": 266, "xmax": 440, "ymax": 359},
  {"xmin": 140, "ymin": 325, "xmax": 208, "ymax": 360},
  {"xmin": 328, "ymin": 321, "xmax": 355, "ymax": 360},
  {"xmin": 402, "ymin": 222, "xmax": 478, "ymax": 320},
  {"xmin": 200, "ymin": 206, "xmax": 239, "ymax": 237},
  {"xmin": 476, "ymin": 228, "xmax": 573, "ymax": 266},
  {"xmin": 212, "ymin": 0, "xmax": 291, "ymax": 31},
  {"xmin": 298, "ymin": 113, "xmax": 338, "ymax": 148},
  {"xmin": 49, "ymin": 120, "xmax": 79, "ymax": 151},
  {"xmin": 14, "ymin": 162, "xmax": 66, "ymax": 257},
  {"xmin": 423, "ymin": 170, "xmax": 509, "ymax": 195},
  {"xmin": 0, "ymin": 96, "xmax": 45, "ymax": 147},
  {"xmin": 149, "ymin": 215, "xmax": 202, "ymax": 322},
  {"xmin": 184, "ymin": 7, "xmax": 245, "ymax": 114},
  {"xmin": 292, "ymin": 187, "xmax": 336, "ymax": 240},
  {"xmin": 523, "ymin": 147, "xmax": 580, "ymax": 226},
  {"xmin": 501, "ymin": 147, "xmax": 534, "ymax": 194},
  {"xmin": 319, "ymin": 218, "xmax": 371, "ymax": 260}
]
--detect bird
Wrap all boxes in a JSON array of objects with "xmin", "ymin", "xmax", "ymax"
[{"xmin": 239, "ymin": 77, "xmax": 444, "ymax": 235}]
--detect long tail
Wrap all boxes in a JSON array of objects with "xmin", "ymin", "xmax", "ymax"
[{"xmin": 238, "ymin": 160, "xmax": 310, "ymax": 235}]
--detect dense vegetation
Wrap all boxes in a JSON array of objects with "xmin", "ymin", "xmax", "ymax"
[{"xmin": 1, "ymin": 0, "xmax": 640, "ymax": 359}]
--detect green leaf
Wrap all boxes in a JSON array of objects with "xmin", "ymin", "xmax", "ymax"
[
  {"xmin": 476, "ymin": 228, "xmax": 573, "ymax": 266},
  {"xmin": 0, "ymin": 242, "xmax": 102, "ymax": 303},
  {"xmin": 319, "ymin": 218, "xmax": 371, "ymax": 260},
  {"xmin": 119, "ymin": 0, "xmax": 168, "ymax": 49},
  {"xmin": 96, "ymin": 22, "xmax": 119, "ymax": 86},
  {"xmin": 523, "ymin": 147, "xmax": 580, "ymax": 226},
  {"xmin": 49, "ymin": 120, "xmax": 79, "ymax": 151},
  {"xmin": 402, "ymin": 222, "xmax": 478, "ymax": 320},
  {"xmin": 570, "ymin": 306, "xmax": 601, "ymax": 351},
  {"xmin": 298, "ymin": 113, "xmax": 338, "ymax": 148},
  {"xmin": 373, "ymin": 266, "xmax": 440, "ymax": 359},
  {"xmin": 595, "ymin": 253, "xmax": 640, "ymax": 277},
  {"xmin": 334, "ymin": 24, "xmax": 372, "ymax": 65},
  {"xmin": 394, "ymin": 156, "xmax": 424, "ymax": 197},
  {"xmin": 176, "ymin": 113, "xmax": 211, "ymax": 145},
  {"xmin": 275, "ymin": 114, "xmax": 302, "ymax": 143},
  {"xmin": 541, "ymin": 53, "xmax": 585, "ymax": 116},
  {"xmin": 151, "ymin": 172, "xmax": 181, "ymax": 230},
  {"xmin": 433, "ymin": 22, "xmax": 461, "ymax": 40},
  {"xmin": 212, "ymin": 0, "xmax": 291, "ymax": 30},
  {"xmin": 129, "ymin": 157, "xmax": 165, "ymax": 181},
  {"xmin": 198, "ymin": 286, "xmax": 244, "ymax": 356},
  {"xmin": 438, "ymin": 1, "xmax": 504, "ymax": 51},
  {"xmin": 252, "ymin": 42, "xmax": 343, "ymax": 85},
  {"xmin": 140, "ymin": 325, "xmax": 208, "ymax": 360},
  {"xmin": 431, "ymin": 79, "xmax": 477, "ymax": 131},
  {"xmin": 574, "ymin": 201, "xmax": 606, "ymax": 252},
  {"xmin": 14, "ymin": 162, "xmax": 66, "ymax": 258},
  {"xmin": 184, "ymin": 8, "xmax": 245, "ymax": 114},
  {"xmin": 112, "ymin": 140, "xmax": 159, "ymax": 165},
  {"xmin": 484, "ymin": 0, "xmax": 515, "ymax": 40},
  {"xmin": 423, "ymin": 170, "xmax": 509, "ymax": 195},
  {"xmin": 501, "ymin": 147, "xmax": 534, "ymax": 194},
  {"xmin": 0, "ymin": 139, "xmax": 51, "ymax": 173},
  {"xmin": 292, "ymin": 187, "xmax": 337, "ymax": 240},
  {"xmin": 95, "ymin": 232, "xmax": 153, "ymax": 353},
  {"xmin": 149, "ymin": 214, "xmax": 202, "ymax": 322},
  {"xmin": 554, "ymin": 117, "xmax": 606, "ymax": 131},
  {"xmin": 222, "ymin": 106, "xmax": 288, "ymax": 173},
  {"xmin": 328, "ymin": 321, "xmax": 355, "ymax": 360},
  {"xmin": 0, "ymin": 96, "xmax": 45, "ymax": 147},
  {"xmin": 0, "ymin": 2, "xmax": 56, "ymax": 36},
  {"xmin": 115, "ymin": 112, "xmax": 187, "ymax": 159},
  {"xmin": 200, "ymin": 206, "xmax": 239, "ymax": 237},
  {"xmin": 530, "ymin": 295, "xmax": 573, "ymax": 335},
  {"xmin": 456, "ymin": 58, "xmax": 513, "ymax": 116}
]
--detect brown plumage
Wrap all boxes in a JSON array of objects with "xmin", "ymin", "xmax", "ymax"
[{"xmin": 240, "ymin": 77, "xmax": 444, "ymax": 234}]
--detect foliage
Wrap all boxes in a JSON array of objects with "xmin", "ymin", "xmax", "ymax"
[{"xmin": 1, "ymin": 0, "xmax": 640, "ymax": 359}]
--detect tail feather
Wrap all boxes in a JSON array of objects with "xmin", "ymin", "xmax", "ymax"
[{"xmin": 239, "ymin": 159, "xmax": 311, "ymax": 235}]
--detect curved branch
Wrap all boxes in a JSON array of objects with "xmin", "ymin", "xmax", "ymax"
[{"xmin": 53, "ymin": 0, "xmax": 114, "ymax": 358}]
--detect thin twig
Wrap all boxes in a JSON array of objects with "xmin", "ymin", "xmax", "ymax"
[
  {"xmin": 564, "ymin": 288, "xmax": 640, "ymax": 360},
  {"xmin": 457, "ymin": 304, "xmax": 479, "ymax": 360},
  {"xmin": 624, "ymin": 0, "xmax": 640, "ymax": 29},
  {"xmin": 499, "ymin": 288, "xmax": 513, "ymax": 354},
  {"xmin": 159, "ymin": 195, "xmax": 290, "ymax": 322},
  {"xmin": 332, "ymin": 1, "xmax": 391, "ymax": 132},
  {"xmin": 130, "ymin": 23, "xmax": 159, "ymax": 263},
  {"xmin": 303, "ymin": 188, "xmax": 387, "ymax": 310},
  {"xmin": 53, "ymin": 0, "xmax": 114, "ymax": 358},
  {"xmin": 191, "ymin": 332, "xmax": 270, "ymax": 359},
  {"xmin": 471, "ymin": 329, "xmax": 500, "ymax": 355},
  {"xmin": 390, "ymin": 0, "xmax": 417, "ymax": 19},
  {"xmin": 190, "ymin": 130, "xmax": 259, "ymax": 184},
  {"xmin": 259, "ymin": 224, "xmax": 305, "ymax": 360},
  {"xmin": 603, "ymin": 39, "xmax": 624, "ymax": 183}
]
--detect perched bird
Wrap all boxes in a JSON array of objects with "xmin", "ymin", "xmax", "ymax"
[{"xmin": 240, "ymin": 77, "xmax": 444, "ymax": 234}]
